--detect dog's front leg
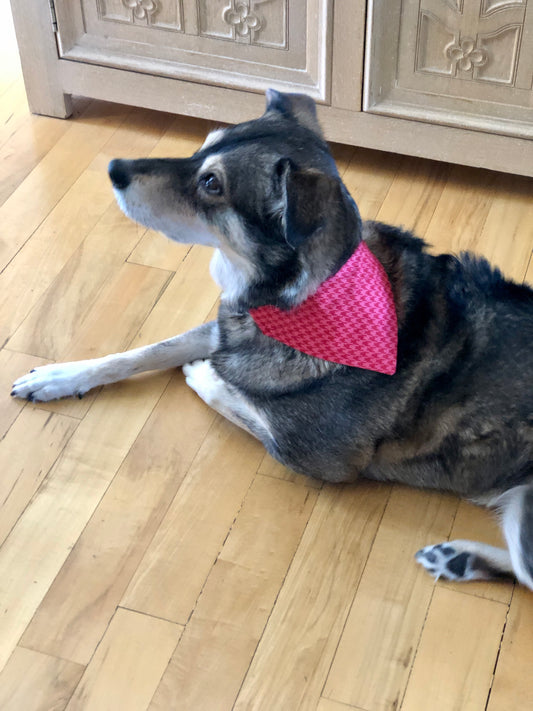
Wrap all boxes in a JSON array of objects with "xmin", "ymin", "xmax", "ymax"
[
  {"xmin": 183, "ymin": 359, "xmax": 276, "ymax": 447},
  {"xmin": 12, "ymin": 322, "xmax": 218, "ymax": 402}
]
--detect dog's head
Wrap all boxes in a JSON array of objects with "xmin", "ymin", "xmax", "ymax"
[{"xmin": 109, "ymin": 90, "xmax": 362, "ymax": 307}]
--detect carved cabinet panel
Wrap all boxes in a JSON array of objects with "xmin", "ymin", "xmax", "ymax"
[
  {"xmin": 9, "ymin": 0, "xmax": 532, "ymax": 175},
  {"xmin": 54, "ymin": 0, "xmax": 331, "ymax": 99},
  {"xmin": 365, "ymin": 0, "xmax": 533, "ymax": 137}
]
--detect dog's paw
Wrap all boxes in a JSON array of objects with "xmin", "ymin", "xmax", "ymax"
[
  {"xmin": 183, "ymin": 359, "xmax": 226, "ymax": 407},
  {"xmin": 11, "ymin": 362, "xmax": 93, "ymax": 402},
  {"xmin": 415, "ymin": 543, "xmax": 470, "ymax": 581},
  {"xmin": 415, "ymin": 540, "xmax": 510, "ymax": 582}
]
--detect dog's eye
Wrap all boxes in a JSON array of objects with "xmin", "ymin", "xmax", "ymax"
[{"xmin": 198, "ymin": 173, "xmax": 223, "ymax": 196}]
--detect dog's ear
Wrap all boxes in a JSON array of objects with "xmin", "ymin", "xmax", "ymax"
[
  {"xmin": 265, "ymin": 89, "xmax": 323, "ymax": 136},
  {"xmin": 276, "ymin": 159, "xmax": 340, "ymax": 249}
]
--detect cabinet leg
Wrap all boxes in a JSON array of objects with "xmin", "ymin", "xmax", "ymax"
[
  {"xmin": 10, "ymin": 0, "xmax": 73, "ymax": 119},
  {"xmin": 25, "ymin": 86, "xmax": 73, "ymax": 119}
]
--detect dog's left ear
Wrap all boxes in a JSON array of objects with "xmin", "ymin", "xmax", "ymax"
[
  {"xmin": 277, "ymin": 159, "xmax": 342, "ymax": 249},
  {"xmin": 265, "ymin": 89, "xmax": 323, "ymax": 136}
]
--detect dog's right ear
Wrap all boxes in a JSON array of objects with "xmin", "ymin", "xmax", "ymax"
[
  {"xmin": 265, "ymin": 89, "xmax": 323, "ymax": 136},
  {"xmin": 276, "ymin": 159, "xmax": 340, "ymax": 249}
]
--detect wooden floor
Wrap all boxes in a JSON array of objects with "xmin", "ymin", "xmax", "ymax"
[{"xmin": 2, "ymin": 10, "xmax": 533, "ymax": 711}]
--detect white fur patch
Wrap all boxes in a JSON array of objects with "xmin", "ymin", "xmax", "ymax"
[
  {"xmin": 497, "ymin": 486, "xmax": 533, "ymax": 588},
  {"xmin": 416, "ymin": 540, "xmax": 513, "ymax": 581},
  {"xmin": 199, "ymin": 153, "xmax": 225, "ymax": 179},
  {"xmin": 114, "ymin": 186, "xmax": 219, "ymax": 247},
  {"xmin": 210, "ymin": 249, "xmax": 250, "ymax": 302},
  {"xmin": 183, "ymin": 359, "xmax": 275, "ymax": 442},
  {"xmin": 200, "ymin": 128, "xmax": 227, "ymax": 151}
]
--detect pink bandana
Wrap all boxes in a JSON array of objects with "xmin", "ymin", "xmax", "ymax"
[{"xmin": 249, "ymin": 242, "xmax": 397, "ymax": 375}]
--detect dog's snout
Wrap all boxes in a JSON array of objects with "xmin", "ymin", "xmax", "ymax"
[{"xmin": 108, "ymin": 159, "xmax": 131, "ymax": 190}]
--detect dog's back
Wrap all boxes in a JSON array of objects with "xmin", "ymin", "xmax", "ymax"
[{"xmin": 362, "ymin": 227, "xmax": 533, "ymax": 496}]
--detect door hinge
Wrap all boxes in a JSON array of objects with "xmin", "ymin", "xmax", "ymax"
[{"xmin": 49, "ymin": 0, "xmax": 58, "ymax": 32}]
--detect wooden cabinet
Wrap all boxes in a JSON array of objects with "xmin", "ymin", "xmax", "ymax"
[
  {"xmin": 9, "ymin": 0, "xmax": 533, "ymax": 176},
  {"xmin": 366, "ymin": 0, "xmax": 533, "ymax": 138},
  {"xmin": 55, "ymin": 1, "xmax": 331, "ymax": 99}
]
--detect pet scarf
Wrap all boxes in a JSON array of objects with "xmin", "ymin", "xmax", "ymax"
[{"xmin": 250, "ymin": 241, "xmax": 397, "ymax": 375}]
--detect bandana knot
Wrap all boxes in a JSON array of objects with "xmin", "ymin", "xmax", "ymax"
[{"xmin": 249, "ymin": 241, "xmax": 397, "ymax": 375}]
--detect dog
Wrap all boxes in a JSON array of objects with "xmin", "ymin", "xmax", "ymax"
[{"xmin": 12, "ymin": 90, "xmax": 533, "ymax": 590}]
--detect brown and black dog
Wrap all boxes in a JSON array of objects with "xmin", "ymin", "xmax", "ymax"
[{"xmin": 12, "ymin": 91, "xmax": 533, "ymax": 589}]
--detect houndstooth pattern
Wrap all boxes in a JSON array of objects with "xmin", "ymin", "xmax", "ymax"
[{"xmin": 250, "ymin": 242, "xmax": 397, "ymax": 375}]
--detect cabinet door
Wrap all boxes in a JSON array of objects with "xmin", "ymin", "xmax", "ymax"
[
  {"xmin": 365, "ymin": 0, "xmax": 533, "ymax": 138},
  {"xmin": 54, "ymin": 1, "xmax": 331, "ymax": 100}
]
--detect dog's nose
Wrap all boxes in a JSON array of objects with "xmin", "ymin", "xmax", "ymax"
[{"xmin": 108, "ymin": 159, "xmax": 131, "ymax": 190}]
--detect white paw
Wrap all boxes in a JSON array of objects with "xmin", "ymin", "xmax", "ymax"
[
  {"xmin": 415, "ymin": 543, "xmax": 465, "ymax": 581},
  {"xmin": 416, "ymin": 541, "xmax": 490, "ymax": 582},
  {"xmin": 11, "ymin": 362, "xmax": 94, "ymax": 402},
  {"xmin": 183, "ymin": 359, "xmax": 226, "ymax": 407}
]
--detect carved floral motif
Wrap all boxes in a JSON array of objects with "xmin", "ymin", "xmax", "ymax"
[
  {"xmin": 223, "ymin": 2, "xmax": 263, "ymax": 38},
  {"xmin": 122, "ymin": 0, "xmax": 158, "ymax": 22},
  {"xmin": 446, "ymin": 37, "xmax": 488, "ymax": 71}
]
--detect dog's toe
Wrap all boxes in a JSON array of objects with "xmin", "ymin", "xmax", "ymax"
[{"xmin": 11, "ymin": 362, "xmax": 93, "ymax": 402}]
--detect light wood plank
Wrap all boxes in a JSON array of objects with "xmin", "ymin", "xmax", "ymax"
[
  {"xmin": 86, "ymin": 106, "xmax": 174, "ymax": 174},
  {"xmin": 0, "ymin": 407, "xmax": 78, "ymax": 546},
  {"xmin": 66, "ymin": 608, "xmax": 182, "ymax": 711},
  {"xmin": 128, "ymin": 229, "xmax": 190, "ymax": 271},
  {"xmin": 1, "ymin": 106, "xmax": 172, "ymax": 346},
  {"xmin": 0, "ymin": 100, "xmax": 127, "ymax": 271},
  {"xmin": 234, "ymin": 482, "xmax": 390, "ymax": 711},
  {"xmin": 324, "ymin": 486, "xmax": 458, "ymax": 711},
  {"xmin": 257, "ymin": 451, "xmax": 322, "ymax": 489},
  {"xmin": 0, "ymin": 95, "xmax": 78, "ymax": 206},
  {"xmin": 0, "ymin": 349, "xmax": 49, "ymax": 436},
  {"xmin": 130, "ymin": 245, "xmax": 220, "ymax": 345},
  {"xmin": 149, "ymin": 475, "xmax": 318, "ymax": 711},
  {"xmin": 0, "ymin": 81, "xmax": 29, "ymax": 148},
  {"xmin": 524, "ymin": 252, "xmax": 533, "ymax": 285},
  {"xmin": 33, "ymin": 387, "xmax": 99, "ymax": 422},
  {"xmin": 330, "ymin": 142, "xmax": 358, "ymax": 176},
  {"xmin": 473, "ymin": 174, "xmax": 533, "ymax": 282},
  {"xmin": 56, "ymin": 262, "xmax": 172, "ymax": 362},
  {"xmin": 342, "ymin": 148, "xmax": 402, "ymax": 220},
  {"xmin": 424, "ymin": 165, "xmax": 496, "ymax": 255},
  {"xmin": 147, "ymin": 113, "xmax": 213, "ymax": 158},
  {"xmin": 7, "ymin": 203, "xmax": 147, "ymax": 358},
  {"xmin": 317, "ymin": 700, "xmax": 366, "ymax": 711},
  {"xmin": 376, "ymin": 157, "xmax": 450, "ymax": 236},
  {"xmin": 122, "ymin": 416, "xmax": 265, "ymax": 623},
  {"xmin": 21, "ymin": 373, "xmax": 214, "ymax": 665},
  {"xmin": 16, "ymin": 262, "xmax": 171, "ymax": 421},
  {"xmin": 35, "ymin": 246, "xmax": 218, "ymax": 420},
  {"xmin": 0, "ymin": 168, "xmax": 115, "ymax": 346},
  {"xmin": 401, "ymin": 587, "xmax": 508, "ymax": 711},
  {"xmin": 487, "ymin": 586, "xmax": 533, "ymax": 711},
  {"xmin": 0, "ymin": 372, "xmax": 169, "ymax": 673},
  {"xmin": 0, "ymin": 647, "xmax": 84, "ymax": 711}
]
